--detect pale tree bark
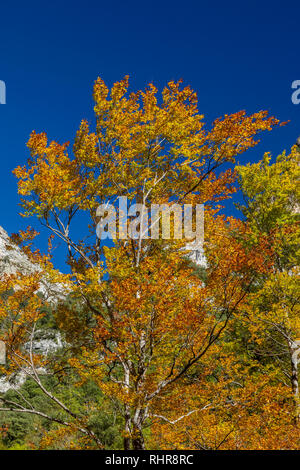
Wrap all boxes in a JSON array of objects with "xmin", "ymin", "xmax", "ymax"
[{"xmin": 288, "ymin": 338, "xmax": 300, "ymax": 422}]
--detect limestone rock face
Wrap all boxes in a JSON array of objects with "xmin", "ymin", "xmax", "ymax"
[
  {"xmin": 0, "ymin": 370, "xmax": 28, "ymax": 393},
  {"xmin": 0, "ymin": 226, "xmax": 67, "ymax": 390},
  {"xmin": 0, "ymin": 226, "xmax": 66, "ymax": 302},
  {"xmin": 0, "ymin": 226, "xmax": 35, "ymax": 276},
  {"xmin": 185, "ymin": 241, "xmax": 207, "ymax": 267},
  {"xmin": 0, "ymin": 330, "xmax": 64, "ymax": 393}
]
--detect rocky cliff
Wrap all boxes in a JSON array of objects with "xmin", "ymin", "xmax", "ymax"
[
  {"xmin": 0, "ymin": 226, "xmax": 66, "ymax": 392},
  {"xmin": 0, "ymin": 226, "xmax": 66, "ymax": 302}
]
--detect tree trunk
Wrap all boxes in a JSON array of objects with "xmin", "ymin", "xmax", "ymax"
[
  {"xmin": 124, "ymin": 404, "xmax": 131, "ymax": 450},
  {"xmin": 124, "ymin": 436, "xmax": 131, "ymax": 450},
  {"xmin": 132, "ymin": 426, "xmax": 145, "ymax": 450},
  {"xmin": 289, "ymin": 339, "xmax": 300, "ymax": 423}
]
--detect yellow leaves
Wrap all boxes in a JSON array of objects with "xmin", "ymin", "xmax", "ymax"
[
  {"xmin": 93, "ymin": 76, "xmax": 109, "ymax": 99},
  {"xmin": 247, "ymin": 268, "xmax": 300, "ymax": 337},
  {"xmin": 39, "ymin": 425, "xmax": 93, "ymax": 450},
  {"xmin": 73, "ymin": 120, "xmax": 98, "ymax": 167},
  {"xmin": 236, "ymin": 146, "xmax": 300, "ymax": 235},
  {"xmin": 27, "ymin": 130, "xmax": 48, "ymax": 156},
  {"xmin": 140, "ymin": 83, "xmax": 158, "ymax": 121},
  {"xmin": 110, "ymin": 75, "xmax": 130, "ymax": 102},
  {"xmin": 14, "ymin": 76, "xmax": 284, "ymax": 227},
  {"xmin": 13, "ymin": 131, "xmax": 84, "ymax": 215},
  {"xmin": 9, "ymin": 75, "xmax": 294, "ymax": 450}
]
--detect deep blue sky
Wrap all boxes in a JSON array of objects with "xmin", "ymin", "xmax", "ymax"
[{"xmin": 0, "ymin": 0, "xmax": 299, "ymax": 269}]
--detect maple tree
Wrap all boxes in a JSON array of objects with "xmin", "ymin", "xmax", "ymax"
[{"xmin": 1, "ymin": 76, "xmax": 295, "ymax": 450}]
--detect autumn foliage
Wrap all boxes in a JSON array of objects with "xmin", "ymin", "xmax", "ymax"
[{"xmin": 0, "ymin": 76, "xmax": 299, "ymax": 450}]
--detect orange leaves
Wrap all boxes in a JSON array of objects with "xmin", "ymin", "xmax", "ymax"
[
  {"xmin": 110, "ymin": 75, "xmax": 130, "ymax": 103},
  {"xmin": 73, "ymin": 120, "xmax": 98, "ymax": 167},
  {"xmin": 0, "ymin": 272, "xmax": 44, "ymax": 361},
  {"xmin": 90, "ymin": 76, "xmax": 283, "ymax": 211},
  {"xmin": 14, "ymin": 131, "xmax": 82, "ymax": 215},
  {"xmin": 9, "ymin": 76, "xmax": 292, "ymax": 450},
  {"xmin": 14, "ymin": 76, "xmax": 284, "ymax": 226},
  {"xmin": 149, "ymin": 355, "xmax": 300, "ymax": 450},
  {"xmin": 202, "ymin": 110, "xmax": 281, "ymax": 164},
  {"xmin": 26, "ymin": 130, "xmax": 48, "ymax": 157}
]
